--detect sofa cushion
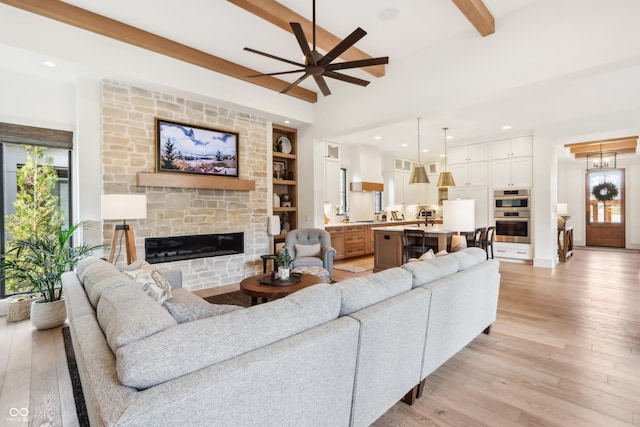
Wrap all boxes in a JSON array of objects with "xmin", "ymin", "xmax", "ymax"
[
  {"xmin": 122, "ymin": 260, "xmax": 173, "ymax": 304},
  {"xmin": 164, "ymin": 301, "xmax": 244, "ymax": 323},
  {"xmin": 333, "ymin": 267, "xmax": 413, "ymax": 316},
  {"xmin": 76, "ymin": 256, "xmax": 129, "ymax": 308},
  {"xmin": 295, "ymin": 243, "xmax": 321, "ymax": 258},
  {"xmin": 402, "ymin": 255, "xmax": 460, "ymax": 288},
  {"xmin": 448, "ymin": 247, "xmax": 487, "ymax": 271},
  {"xmin": 97, "ymin": 285, "xmax": 177, "ymax": 354},
  {"xmin": 116, "ymin": 283, "xmax": 341, "ymax": 389}
]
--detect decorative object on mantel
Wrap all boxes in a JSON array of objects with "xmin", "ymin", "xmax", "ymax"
[
  {"xmin": 437, "ymin": 127, "xmax": 456, "ymax": 188},
  {"xmin": 409, "ymin": 117, "xmax": 429, "ymax": 184},
  {"xmin": 156, "ymin": 118, "xmax": 239, "ymax": 177}
]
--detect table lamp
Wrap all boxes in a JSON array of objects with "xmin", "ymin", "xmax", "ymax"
[
  {"xmin": 101, "ymin": 194, "xmax": 147, "ymax": 264},
  {"xmin": 443, "ymin": 199, "xmax": 475, "ymax": 252}
]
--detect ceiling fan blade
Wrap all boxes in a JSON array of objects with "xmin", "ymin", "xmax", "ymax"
[
  {"xmin": 243, "ymin": 47, "xmax": 304, "ymax": 68},
  {"xmin": 313, "ymin": 75, "xmax": 331, "ymax": 96},
  {"xmin": 280, "ymin": 73, "xmax": 311, "ymax": 94},
  {"xmin": 290, "ymin": 22, "xmax": 315, "ymax": 65},
  {"xmin": 318, "ymin": 27, "xmax": 367, "ymax": 67},
  {"xmin": 247, "ymin": 69, "xmax": 306, "ymax": 78},
  {"xmin": 325, "ymin": 56, "xmax": 389, "ymax": 71},
  {"xmin": 323, "ymin": 70, "xmax": 370, "ymax": 87}
]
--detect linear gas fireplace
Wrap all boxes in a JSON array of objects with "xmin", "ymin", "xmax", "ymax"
[{"xmin": 145, "ymin": 232, "xmax": 244, "ymax": 264}]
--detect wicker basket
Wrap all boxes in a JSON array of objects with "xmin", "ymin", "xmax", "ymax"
[{"xmin": 6, "ymin": 295, "xmax": 39, "ymax": 322}]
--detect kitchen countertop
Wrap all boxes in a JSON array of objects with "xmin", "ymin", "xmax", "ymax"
[
  {"xmin": 325, "ymin": 220, "xmax": 421, "ymax": 228},
  {"xmin": 370, "ymin": 224, "xmax": 453, "ymax": 233}
]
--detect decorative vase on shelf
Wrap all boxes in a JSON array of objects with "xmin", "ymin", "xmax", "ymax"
[
  {"xmin": 281, "ymin": 193, "xmax": 290, "ymax": 203},
  {"xmin": 273, "ymin": 192, "xmax": 280, "ymax": 208}
]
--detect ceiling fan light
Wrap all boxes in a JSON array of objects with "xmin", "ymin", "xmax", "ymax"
[{"xmin": 409, "ymin": 166, "xmax": 430, "ymax": 184}]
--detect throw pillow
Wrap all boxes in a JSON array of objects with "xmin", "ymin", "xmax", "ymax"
[
  {"xmin": 164, "ymin": 301, "xmax": 244, "ymax": 323},
  {"xmin": 418, "ymin": 249, "xmax": 435, "ymax": 260},
  {"xmin": 295, "ymin": 243, "xmax": 321, "ymax": 258},
  {"xmin": 435, "ymin": 250, "xmax": 449, "ymax": 257},
  {"xmin": 122, "ymin": 261, "xmax": 173, "ymax": 304}
]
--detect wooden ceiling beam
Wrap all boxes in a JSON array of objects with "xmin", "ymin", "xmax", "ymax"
[
  {"xmin": 0, "ymin": 0, "xmax": 317, "ymax": 103},
  {"xmin": 564, "ymin": 135, "xmax": 638, "ymax": 147},
  {"xmin": 450, "ymin": 0, "xmax": 495, "ymax": 37},
  {"xmin": 574, "ymin": 147, "xmax": 636, "ymax": 158},
  {"xmin": 569, "ymin": 140, "xmax": 637, "ymax": 154},
  {"xmin": 227, "ymin": 0, "xmax": 386, "ymax": 78}
]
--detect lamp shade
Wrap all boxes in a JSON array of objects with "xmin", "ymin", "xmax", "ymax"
[
  {"xmin": 437, "ymin": 171, "xmax": 456, "ymax": 188},
  {"xmin": 443, "ymin": 199, "xmax": 475, "ymax": 232},
  {"xmin": 557, "ymin": 203, "xmax": 568, "ymax": 216},
  {"xmin": 101, "ymin": 194, "xmax": 147, "ymax": 220},
  {"xmin": 409, "ymin": 165, "xmax": 430, "ymax": 184}
]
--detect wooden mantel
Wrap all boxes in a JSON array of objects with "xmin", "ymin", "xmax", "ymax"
[{"xmin": 137, "ymin": 172, "xmax": 256, "ymax": 191}]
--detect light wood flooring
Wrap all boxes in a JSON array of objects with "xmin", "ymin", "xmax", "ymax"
[{"xmin": 1, "ymin": 250, "xmax": 638, "ymax": 426}]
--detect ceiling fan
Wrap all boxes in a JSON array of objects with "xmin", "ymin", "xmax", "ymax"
[{"xmin": 244, "ymin": 0, "xmax": 389, "ymax": 97}]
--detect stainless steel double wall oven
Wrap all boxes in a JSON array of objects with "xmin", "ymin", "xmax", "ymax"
[{"xmin": 493, "ymin": 189, "xmax": 530, "ymax": 243}]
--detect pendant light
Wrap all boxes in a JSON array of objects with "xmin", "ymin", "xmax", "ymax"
[
  {"xmin": 409, "ymin": 117, "xmax": 430, "ymax": 184},
  {"xmin": 437, "ymin": 127, "xmax": 456, "ymax": 188}
]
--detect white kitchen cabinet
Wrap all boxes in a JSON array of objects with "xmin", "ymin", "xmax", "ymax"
[
  {"xmin": 449, "ymin": 162, "xmax": 488, "ymax": 187},
  {"xmin": 393, "ymin": 170, "xmax": 427, "ymax": 205},
  {"xmin": 394, "ymin": 157, "xmax": 412, "ymax": 172},
  {"xmin": 447, "ymin": 186, "xmax": 489, "ymax": 228},
  {"xmin": 491, "ymin": 136, "xmax": 532, "ymax": 159},
  {"xmin": 324, "ymin": 159, "xmax": 340, "ymax": 205},
  {"xmin": 448, "ymin": 143, "xmax": 488, "ymax": 165},
  {"xmin": 325, "ymin": 142, "xmax": 340, "ymax": 160},
  {"xmin": 494, "ymin": 242, "xmax": 533, "ymax": 260},
  {"xmin": 492, "ymin": 157, "xmax": 532, "ymax": 189}
]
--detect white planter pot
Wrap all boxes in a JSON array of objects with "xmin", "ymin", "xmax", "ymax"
[
  {"xmin": 279, "ymin": 268, "xmax": 290, "ymax": 280},
  {"xmin": 30, "ymin": 298, "xmax": 67, "ymax": 330}
]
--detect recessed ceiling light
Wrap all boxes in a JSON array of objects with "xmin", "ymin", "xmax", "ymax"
[
  {"xmin": 43, "ymin": 61, "xmax": 56, "ymax": 68},
  {"xmin": 379, "ymin": 8, "xmax": 399, "ymax": 21},
  {"xmin": 439, "ymin": 154, "xmax": 446, "ymax": 157},
  {"xmin": 446, "ymin": 135, "xmax": 453, "ymax": 140},
  {"xmin": 374, "ymin": 136, "xmax": 382, "ymax": 140},
  {"xmin": 284, "ymin": 120, "xmax": 290, "ymax": 124},
  {"xmin": 401, "ymin": 143, "xmax": 408, "ymax": 147},
  {"xmin": 502, "ymin": 125, "xmax": 511, "ymax": 130},
  {"xmin": 422, "ymin": 149, "xmax": 429, "ymax": 153}
]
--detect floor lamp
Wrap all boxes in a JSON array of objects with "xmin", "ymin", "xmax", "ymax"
[
  {"xmin": 101, "ymin": 194, "xmax": 147, "ymax": 265},
  {"xmin": 443, "ymin": 199, "xmax": 475, "ymax": 252}
]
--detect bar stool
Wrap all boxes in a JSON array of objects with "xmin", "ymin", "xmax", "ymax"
[
  {"xmin": 484, "ymin": 226, "xmax": 495, "ymax": 259},
  {"xmin": 403, "ymin": 229, "xmax": 428, "ymax": 263}
]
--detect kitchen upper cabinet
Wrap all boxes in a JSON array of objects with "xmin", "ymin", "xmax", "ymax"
[
  {"xmin": 491, "ymin": 136, "xmax": 532, "ymax": 159},
  {"xmin": 392, "ymin": 170, "xmax": 427, "ymax": 205},
  {"xmin": 325, "ymin": 142, "xmax": 340, "ymax": 160},
  {"xmin": 448, "ymin": 143, "xmax": 488, "ymax": 165},
  {"xmin": 324, "ymin": 159, "xmax": 340, "ymax": 205},
  {"xmin": 447, "ymin": 186, "xmax": 489, "ymax": 228},
  {"xmin": 449, "ymin": 162, "xmax": 488, "ymax": 187},
  {"xmin": 491, "ymin": 157, "xmax": 532, "ymax": 189}
]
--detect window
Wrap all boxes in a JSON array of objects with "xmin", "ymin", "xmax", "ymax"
[
  {"xmin": 374, "ymin": 191, "xmax": 382, "ymax": 214},
  {"xmin": 338, "ymin": 168, "xmax": 348, "ymax": 215}
]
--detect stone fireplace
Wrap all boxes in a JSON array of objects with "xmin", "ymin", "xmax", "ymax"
[
  {"xmin": 102, "ymin": 80, "xmax": 269, "ymax": 290},
  {"xmin": 145, "ymin": 232, "xmax": 244, "ymax": 264}
]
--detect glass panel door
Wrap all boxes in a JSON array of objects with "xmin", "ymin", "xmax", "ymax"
[{"xmin": 586, "ymin": 169, "xmax": 625, "ymax": 247}]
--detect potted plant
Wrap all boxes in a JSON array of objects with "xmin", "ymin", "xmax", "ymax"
[
  {"xmin": 277, "ymin": 247, "xmax": 293, "ymax": 280},
  {"xmin": 1, "ymin": 222, "xmax": 97, "ymax": 329}
]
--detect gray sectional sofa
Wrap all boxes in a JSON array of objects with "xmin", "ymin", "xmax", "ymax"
[{"xmin": 62, "ymin": 247, "xmax": 500, "ymax": 426}]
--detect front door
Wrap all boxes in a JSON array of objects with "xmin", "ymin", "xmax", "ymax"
[{"xmin": 585, "ymin": 169, "xmax": 625, "ymax": 247}]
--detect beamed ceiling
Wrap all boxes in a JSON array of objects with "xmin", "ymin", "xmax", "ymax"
[
  {"xmin": 565, "ymin": 136, "xmax": 638, "ymax": 159},
  {"xmin": 0, "ymin": 0, "xmax": 495, "ymax": 103}
]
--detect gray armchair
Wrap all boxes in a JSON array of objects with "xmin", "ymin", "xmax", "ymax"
[{"xmin": 283, "ymin": 228, "xmax": 336, "ymax": 280}]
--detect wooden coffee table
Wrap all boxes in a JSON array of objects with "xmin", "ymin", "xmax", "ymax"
[{"xmin": 239, "ymin": 273, "xmax": 322, "ymax": 305}]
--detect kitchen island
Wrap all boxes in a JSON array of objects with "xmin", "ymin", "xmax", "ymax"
[
  {"xmin": 325, "ymin": 220, "xmax": 421, "ymax": 259},
  {"xmin": 372, "ymin": 225, "xmax": 455, "ymax": 271}
]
